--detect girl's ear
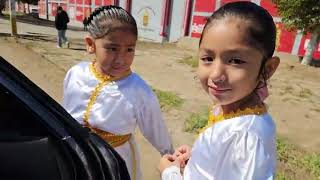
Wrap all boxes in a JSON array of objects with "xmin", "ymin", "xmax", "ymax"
[
  {"xmin": 84, "ymin": 36, "xmax": 95, "ymax": 54},
  {"xmin": 264, "ymin": 56, "xmax": 280, "ymax": 80}
]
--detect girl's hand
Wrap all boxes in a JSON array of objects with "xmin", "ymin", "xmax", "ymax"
[
  {"xmin": 173, "ymin": 145, "xmax": 192, "ymax": 167},
  {"xmin": 158, "ymin": 154, "xmax": 182, "ymax": 174}
]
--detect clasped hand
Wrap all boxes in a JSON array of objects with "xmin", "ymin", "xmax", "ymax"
[{"xmin": 158, "ymin": 145, "xmax": 191, "ymax": 174}]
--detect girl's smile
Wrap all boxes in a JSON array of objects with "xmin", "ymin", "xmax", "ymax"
[{"xmin": 208, "ymin": 86, "xmax": 232, "ymax": 95}]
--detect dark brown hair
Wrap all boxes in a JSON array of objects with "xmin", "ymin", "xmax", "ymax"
[{"xmin": 87, "ymin": 5, "xmax": 138, "ymax": 39}]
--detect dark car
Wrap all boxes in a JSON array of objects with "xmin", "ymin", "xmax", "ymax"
[
  {"xmin": 0, "ymin": 56, "xmax": 130, "ymax": 180},
  {"xmin": 30, "ymin": 9, "xmax": 39, "ymax": 18}
]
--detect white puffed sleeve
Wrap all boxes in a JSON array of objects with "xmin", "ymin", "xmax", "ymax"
[
  {"xmin": 135, "ymin": 83, "xmax": 174, "ymax": 155},
  {"xmin": 216, "ymin": 131, "xmax": 276, "ymax": 180}
]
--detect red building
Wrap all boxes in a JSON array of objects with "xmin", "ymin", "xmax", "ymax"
[
  {"xmin": 36, "ymin": 0, "xmax": 320, "ymax": 59},
  {"xmin": 38, "ymin": 0, "xmax": 189, "ymax": 42},
  {"xmin": 190, "ymin": 0, "xmax": 320, "ymax": 59}
]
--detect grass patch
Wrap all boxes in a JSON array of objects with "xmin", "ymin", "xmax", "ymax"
[
  {"xmin": 303, "ymin": 154, "xmax": 320, "ymax": 179},
  {"xmin": 179, "ymin": 56, "xmax": 198, "ymax": 68},
  {"xmin": 280, "ymin": 86, "xmax": 294, "ymax": 96},
  {"xmin": 298, "ymin": 88, "xmax": 313, "ymax": 98},
  {"xmin": 284, "ymin": 86, "xmax": 294, "ymax": 94},
  {"xmin": 184, "ymin": 109, "xmax": 208, "ymax": 133},
  {"xmin": 277, "ymin": 138, "xmax": 320, "ymax": 179},
  {"xmin": 25, "ymin": 42, "xmax": 35, "ymax": 49},
  {"xmin": 276, "ymin": 172, "xmax": 288, "ymax": 180},
  {"xmin": 183, "ymin": 110, "xmax": 320, "ymax": 179},
  {"xmin": 152, "ymin": 88, "xmax": 184, "ymax": 110}
]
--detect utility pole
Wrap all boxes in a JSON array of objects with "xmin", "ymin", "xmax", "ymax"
[
  {"xmin": 46, "ymin": 0, "xmax": 49, "ymax": 19},
  {"xmin": 8, "ymin": 0, "xmax": 17, "ymax": 36}
]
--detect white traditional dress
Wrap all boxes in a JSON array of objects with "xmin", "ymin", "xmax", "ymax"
[
  {"xmin": 162, "ymin": 107, "xmax": 276, "ymax": 180},
  {"xmin": 63, "ymin": 61, "xmax": 174, "ymax": 180}
]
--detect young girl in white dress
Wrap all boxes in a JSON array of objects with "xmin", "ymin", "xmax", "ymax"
[
  {"xmin": 159, "ymin": 2, "xmax": 280, "ymax": 180},
  {"xmin": 62, "ymin": 5, "xmax": 174, "ymax": 180}
]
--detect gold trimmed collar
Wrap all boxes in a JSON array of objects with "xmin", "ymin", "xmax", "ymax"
[
  {"xmin": 209, "ymin": 105, "xmax": 267, "ymax": 123},
  {"xmin": 199, "ymin": 105, "xmax": 267, "ymax": 133}
]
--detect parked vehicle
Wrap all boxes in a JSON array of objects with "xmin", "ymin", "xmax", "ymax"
[
  {"xmin": 31, "ymin": 8, "xmax": 39, "ymax": 18},
  {"xmin": 0, "ymin": 56, "xmax": 130, "ymax": 180}
]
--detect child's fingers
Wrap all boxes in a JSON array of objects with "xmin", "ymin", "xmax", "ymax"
[
  {"xmin": 173, "ymin": 145, "xmax": 190, "ymax": 157},
  {"xmin": 163, "ymin": 154, "xmax": 177, "ymax": 162},
  {"xmin": 180, "ymin": 151, "xmax": 191, "ymax": 161},
  {"xmin": 173, "ymin": 150, "xmax": 182, "ymax": 157},
  {"xmin": 174, "ymin": 156, "xmax": 187, "ymax": 168},
  {"xmin": 158, "ymin": 154, "xmax": 184, "ymax": 173},
  {"xmin": 158, "ymin": 155, "xmax": 178, "ymax": 173},
  {"xmin": 177, "ymin": 145, "xmax": 192, "ymax": 154}
]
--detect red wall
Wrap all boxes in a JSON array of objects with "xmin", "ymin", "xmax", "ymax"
[{"xmin": 191, "ymin": 0, "xmax": 320, "ymax": 59}]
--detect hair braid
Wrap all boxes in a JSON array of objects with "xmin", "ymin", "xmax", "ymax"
[{"xmin": 87, "ymin": 5, "xmax": 137, "ymax": 39}]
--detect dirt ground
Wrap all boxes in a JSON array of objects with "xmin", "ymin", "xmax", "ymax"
[{"xmin": 1, "ymin": 18, "xmax": 319, "ymax": 179}]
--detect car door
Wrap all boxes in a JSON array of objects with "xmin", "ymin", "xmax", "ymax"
[{"xmin": 0, "ymin": 56, "xmax": 130, "ymax": 180}]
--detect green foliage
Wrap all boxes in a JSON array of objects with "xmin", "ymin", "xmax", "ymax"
[
  {"xmin": 276, "ymin": 172, "xmax": 290, "ymax": 180},
  {"xmin": 302, "ymin": 154, "xmax": 320, "ymax": 179},
  {"xmin": 272, "ymin": 0, "xmax": 320, "ymax": 33},
  {"xmin": 152, "ymin": 88, "xmax": 184, "ymax": 110},
  {"xmin": 184, "ymin": 109, "xmax": 208, "ymax": 133},
  {"xmin": 179, "ymin": 56, "xmax": 198, "ymax": 68},
  {"xmin": 277, "ymin": 138, "xmax": 298, "ymax": 164},
  {"xmin": 277, "ymin": 138, "xmax": 320, "ymax": 179}
]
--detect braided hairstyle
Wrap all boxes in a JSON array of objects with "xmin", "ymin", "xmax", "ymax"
[{"xmin": 87, "ymin": 5, "xmax": 138, "ymax": 39}]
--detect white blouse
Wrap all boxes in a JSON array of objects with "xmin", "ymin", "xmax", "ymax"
[{"xmin": 162, "ymin": 113, "xmax": 276, "ymax": 180}]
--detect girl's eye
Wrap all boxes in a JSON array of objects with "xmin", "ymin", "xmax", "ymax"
[
  {"xmin": 106, "ymin": 47, "xmax": 118, "ymax": 52},
  {"xmin": 128, "ymin": 48, "xmax": 135, "ymax": 52},
  {"xmin": 228, "ymin": 58, "xmax": 245, "ymax": 65},
  {"xmin": 200, "ymin": 57, "xmax": 213, "ymax": 63}
]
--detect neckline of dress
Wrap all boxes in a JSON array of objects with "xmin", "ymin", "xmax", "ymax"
[
  {"xmin": 89, "ymin": 61, "xmax": 132, "ymax": 82},
  {"xmin": 199, "ymin": 105, "xmax": 267, "ymax": 133}
]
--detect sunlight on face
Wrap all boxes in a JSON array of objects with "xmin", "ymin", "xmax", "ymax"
[
  {"xmin": 197, "ymin": 18, "xmax": 264, "ymax": 107},
  {"xmin": 94, "ymin": 29, "xmax": 137, "ymax": 77}
]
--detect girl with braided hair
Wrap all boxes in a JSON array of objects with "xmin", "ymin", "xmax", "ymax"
[
  {"xmin": 158, "ymin": 2, "xmax": 280, "ymax": 180},
  {"xmin": 62, "ymin": 5, "xmax": 174, "ymax": 180}
]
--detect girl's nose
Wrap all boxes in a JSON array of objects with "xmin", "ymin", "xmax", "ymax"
[
  {"xmin": 113, "ymin": 52, "xmax": 125, "ymax": 64},
  {"xmin": 211, "ymin": 74, "xmax": 226, "ymax": 84},
  {"xmin": 209, "ymin": 60, "xmax": 226, "ymax": 84}
]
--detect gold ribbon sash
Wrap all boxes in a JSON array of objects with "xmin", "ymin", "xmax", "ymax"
[{"xmin": 86, "ymin": 126, "xmax": 131, "ymax": 147}]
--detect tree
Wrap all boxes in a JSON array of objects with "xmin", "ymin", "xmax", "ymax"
[{"xmin": 272, "ymin": 0, "xmax": 320, "ymax": 65}]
